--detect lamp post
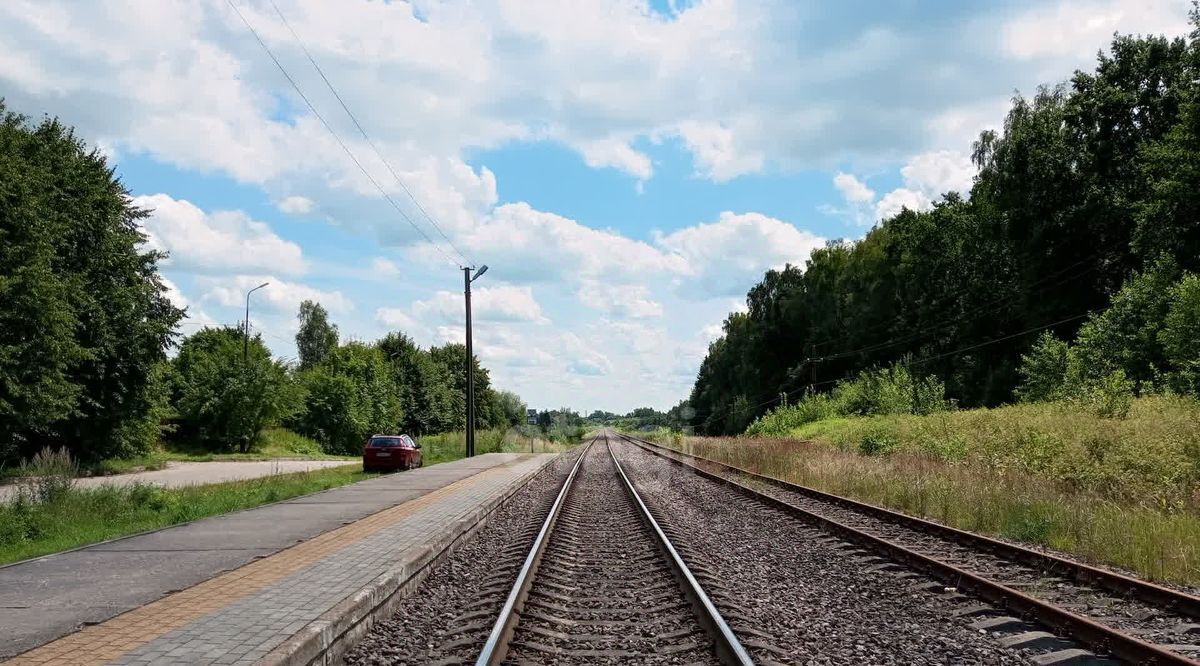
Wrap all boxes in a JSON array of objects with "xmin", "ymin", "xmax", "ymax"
[
  {"xmin": 243, "ymin": 282, "xmax": 270, "ymax": 364},
  {"xmin": 463, "ymin": 265, "xmax": 488, "ymax": 457}
]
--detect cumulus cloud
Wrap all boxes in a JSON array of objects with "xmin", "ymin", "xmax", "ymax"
[
  {"xmin": 202, "ymin": 275, "xmax": 352, "ymax": 314},
  {"xmin": 1001, "ymin": 0, "xmax": 1189, "ymax": 61},
  {"xmin": 375, "ymin": 306, "xmax": 417, "ymax": 330},
  {"xmin": 656, "ymin": 212, "xmax": 825, "ymax": 298},
  {"xmin": 875, "ymin": 188, "xmax": 931, "ymax": 221},
  {"xmin": 136, "ymin": 194, "xmax": 306, "ymax": 275},
  {"xmin": 277, "ymin": 195, "xmax": 314, "ymax": 214},
  {"xmin": 578, "ymin": 138, "xmax": 653, "ymax": 181},
  {"xmin": 412, "ymin": 284, "xmax": 547, "ymax": 324},
  {"xmin": 834, "ymin": 172, "xmax": 875, "ymax": 203},
  {"xmin": 577, "ymin": 282, "xmax": 664, "ymax": 319}
]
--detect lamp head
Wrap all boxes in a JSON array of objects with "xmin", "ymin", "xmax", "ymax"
[{"xmin": 472, "ymin": 265, "xmax": 489, "ymax": 281}]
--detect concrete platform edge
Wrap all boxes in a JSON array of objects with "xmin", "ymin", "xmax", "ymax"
[{"xmin": 260, "ymin": 452, "xmax": 564, "ymax": 666}]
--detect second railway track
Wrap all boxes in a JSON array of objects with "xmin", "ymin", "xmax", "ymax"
[
  {"xmin": 616, "ymin": 430, "xmax": 1200, "ymax": 665},
  {"xmin": 475, "ymin": 435, "xmax": 752, "ymax": 665}
]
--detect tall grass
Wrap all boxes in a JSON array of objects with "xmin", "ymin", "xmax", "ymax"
[
  {"xmin": 649, "ymin": 396, "xmax": 1200, "ymax": 587},
  {"xmin": 0, "ymin": 464, "xmax": 369, "ymax": 565},
  {"xmin": 418, "ymin": 428, "xmax": 578, "ymax": 464}
]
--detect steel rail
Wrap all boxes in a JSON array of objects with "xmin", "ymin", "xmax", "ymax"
[
  {"xmin": 616, "ymin": 431, "xmax": 1200, "ymax": 666},
  {"xmin": 474, "ymin": 439, "xmax": 593, "ymax": 666},
  {"xmin": 605, "ymin": 435, "xmax": 756, "ymax": 666},
  {"xmin": 618, "ymin": 432, "xmax": 1200, "ymax": 621}
]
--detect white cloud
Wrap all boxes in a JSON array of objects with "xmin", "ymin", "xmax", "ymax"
[
  {"xmin": 578, "ymin": 137, "xmax": 653, "ymax": 181},
  {"xmin": 370, "ymin": 257, "xmax": 402, "ymax": 279},
  {"xmin": 375, "ymin": 307, "xmax": 417, "ymax": 330},
  {"xmin": 202, "ymin": 275, "xmax": 351, "ymax": 314},
  {"xmin": 277, "ymin": 195, "xmax": 314, "ymax": 214},
  {"xmin": 900, "ymin": 150, "xmax": 975, "ymax": 198},
  {"xmin": 577, "ymin": 282, "xmax": 663, "ymax": 319},
  {"xmin": 412, "ymin": 284, "xmax": 546, "ymax": 324},
  {"xmin": 833, "ymin": 172, "xmax": 875, "ymax": 203},
  {"xmin": 875, "ymin": 188, "xmax": 930, "ymax": 221},
  {"xmin": 656, "ymin": 212, "xmax": 825, "ymax": 298},
  {"xmin": 135, "ymin": 194, "xmax": 306, "ymax": 275},
  {"xmin": 1001, "ymin": 0, "xmax": 1189, "ymax": 61}
]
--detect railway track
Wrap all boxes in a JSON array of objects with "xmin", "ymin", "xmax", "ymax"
[
  {"xmin": 615, "ymin": 430, "xmax": 1200, "ymax": 665},
  {"xmin": 474, "ymin": 435, "xmax": 753, "ymax": 665}
]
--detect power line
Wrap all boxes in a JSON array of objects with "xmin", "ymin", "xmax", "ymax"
[
  {"xmin": 226, "ymin": 0, "xmax": 459, "ymax": 267},
  {"xmin": 266, "ymin": 0, "xmax": 473, "ymax": 267}
]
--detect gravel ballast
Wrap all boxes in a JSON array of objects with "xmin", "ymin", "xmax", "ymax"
[
  {"xmin": 613, "ymin": 438, "xmax": 1037, "ymax": 665},
  {"xmin": 345, "ymin": 449, "xmax": 580, "ymax": 665}
]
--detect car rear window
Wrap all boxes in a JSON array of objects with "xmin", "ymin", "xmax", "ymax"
[{"xmin": 369, "ymin": 436, "xmax": 405, "ymax": 447}]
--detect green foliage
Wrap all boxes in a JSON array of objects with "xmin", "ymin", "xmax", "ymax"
[
  {"xmin": 0, "ymin": 101, "xmax": 182, "ymax": 465},
  {"xmin": 689, "ymin": 27, "xmax": 1200, "ymax": 434},
  {"xmin": 18, "ymin": 446, "xmax": 77, "ymax": 503},
  {"xmin": 171, "ymin": 327, "xmax": 291, "ymax": 452},
  {"xmin": 293, "ymin": 343, "xmax": 402, "ymax": 454},
  {"xmin": 1016, "ymin": 266, "xmax": 1197, "ymax": 415},
  {"xmin": 1017, "ymin": 333, "xmax": 1074, "ymax": 402},
  {"xmin": 295, "ymin": 300, "xmax": 338, "ymax": 370},
  {"xmin": 0, "ymin": 465, "xmax": 368, "ymax": 565},
  {"xmin": 747, "ymin": 363, "xmax": 948, "ymax": 436},
  {"xmin": 1161, "ymin": 274, "xmax": 1200, "ymax": 393}
]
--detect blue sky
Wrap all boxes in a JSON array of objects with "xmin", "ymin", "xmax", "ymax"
[{"xmin": 0, "ymin": 0, "xmax": 1191, "ymax": 412}]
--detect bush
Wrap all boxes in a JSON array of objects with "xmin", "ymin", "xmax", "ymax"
[
  {"xmin": 1162, "ymin": 274, "xmax": 1200, "ymax": 394},
  {"xmin": 171, "ymin": 327, "xmax": 292, "ymax": 452},
  {"xmin": 746, "ymin": 362, "xmax": 948, "ymax": 436}
]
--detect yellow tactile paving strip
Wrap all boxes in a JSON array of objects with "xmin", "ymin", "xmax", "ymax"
[{"xmin": 6, "ymin": 465, "xmax": 511, "ymax": 666}]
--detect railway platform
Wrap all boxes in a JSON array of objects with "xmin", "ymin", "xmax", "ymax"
[{"xmin": 0, "ymin": 451, "xmax": 558, "ymax": 665}]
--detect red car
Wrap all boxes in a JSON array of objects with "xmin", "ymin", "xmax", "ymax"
[{"xmin": 362, "ymin": 434, "xmax": 423, "ymax": 472}]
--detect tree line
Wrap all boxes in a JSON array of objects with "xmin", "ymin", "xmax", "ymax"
[
  {"xmin": 687, "ymin": 24, "xmax": 1200, "ymax": 435},
  {"xmin": 171, "ymin": 301, "xmax": 527, "ymax": 455},
  {"xmin": 0, "ymin": 99, "xmax": 525, "ymax": 466}
]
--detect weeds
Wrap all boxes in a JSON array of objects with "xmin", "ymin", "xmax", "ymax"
[
  {"xmin": 0, "ymin": 464, "xmax": 368, "ymax": 565},
  {"xmin": 654, "ymin": 401, "xmax": 1200, "ymax": 586}
]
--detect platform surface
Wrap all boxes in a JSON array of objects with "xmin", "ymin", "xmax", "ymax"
[{"xmin": 0, "ymin": 452, "xmax": 557, "ymax": 664}]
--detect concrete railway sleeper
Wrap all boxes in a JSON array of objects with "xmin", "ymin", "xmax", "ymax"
[
  {"xmin": 615, "ymin": 431, "xmax": 1200, "ymax": 665},
  {"xmin": 474, "ymin": 435, "xmax": 754, "ymax": 666}
]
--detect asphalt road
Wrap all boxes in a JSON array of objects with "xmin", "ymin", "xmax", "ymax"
[{"xmin": 0, "ymin": 459, "xmax": 355, "ymax": 502}]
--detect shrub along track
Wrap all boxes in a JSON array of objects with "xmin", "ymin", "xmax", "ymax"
[{"xmin": 615, "ymin": 431, "xmax": 1200, "ymax": 665}]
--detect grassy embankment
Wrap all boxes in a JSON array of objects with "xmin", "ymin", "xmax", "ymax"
[
  {"xmin": 0, "ymin": 463, "xmax": 369, "ymax": 566},
  {"xmin": 647, "ymin": 395, "xmax": 1200, "ymax": 587}
]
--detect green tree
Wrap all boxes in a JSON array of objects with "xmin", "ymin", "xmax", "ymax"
[
  {"xmin": 377, "ymin": 332, "xmax": 456, "ymax": 435},
  {"xmin": 171, "ymin": 327, "xmax": 289, "ymax": 452},
  {"xmin": 1073, "ymin": 260, "xmax": 1180, "ymax": 388},
  {"xmin": 1161, "ymin": 273, "xmax": 1200, "ymax": 393},
  {"xmin": 293, "ymin": 343, "xmax": 401, "ymax": 454},
  {"xmin": 295, "ymin": 300, "xmax": 338, "ymax": 371},
  {"xmin": 494, "ymin": 390, "xmax": 527, "ymax": 428},
  {"xmin": 0, "ymin": 101, "xmax": 182, "ymax": 464}
]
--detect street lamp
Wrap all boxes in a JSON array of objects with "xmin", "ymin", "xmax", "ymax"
[
  {"xmin": 243, "ymin": 282, "xmax": 270, "ymax": 364},
  {"xmin": 463, "ymin": 265, "xmax": 488, "ymax": 457}
]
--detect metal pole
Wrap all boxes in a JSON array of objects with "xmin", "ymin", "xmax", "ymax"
[
  {"xmin": 243, "ymin": 283, "xmax": 269, "ymax": 365},
  {"xmin": 244, "ymin": 291, "xmax": 251, "ymax": 364},
  {"xmin": 464, "ymin": 267, "xmax": 475, "ymax": 458}
]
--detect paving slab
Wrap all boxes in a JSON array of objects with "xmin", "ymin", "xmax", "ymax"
[{"xmin": 0, "ymin": 452, "xmax": 556, "ymax": 662}]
